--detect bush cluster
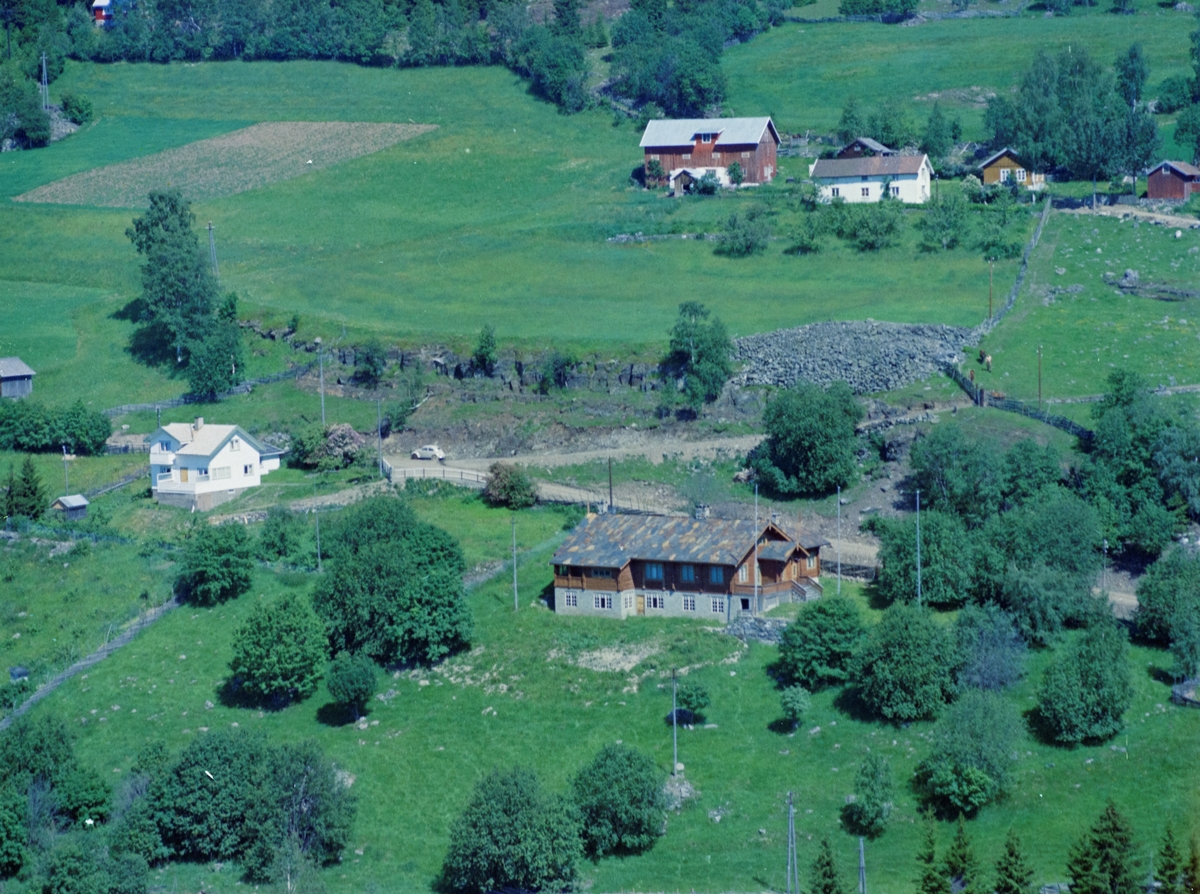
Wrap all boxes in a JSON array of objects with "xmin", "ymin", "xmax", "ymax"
[{"xmin": 0, "ymin": 400, "xmax": 112, "ymax": 456}]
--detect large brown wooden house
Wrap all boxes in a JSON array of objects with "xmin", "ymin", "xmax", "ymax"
[
  {"xmin": 640, "ymin": 117, "xmax": 780, "ymax": 193},
  {"xmin": 551, "ymin": 513, "xmax": 828, "ymax": 622}
]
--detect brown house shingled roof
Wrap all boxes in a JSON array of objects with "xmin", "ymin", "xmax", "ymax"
[
  {"xmin": 552, "ymin": 514, "xmax": 829, "ymax": 569},
  {"xmin": 811, "ymin": 155, "xmax": 928, "ymax": 179}
]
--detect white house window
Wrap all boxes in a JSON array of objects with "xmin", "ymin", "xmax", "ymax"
[
  {"xmin": 706, "ymin": 169, "xmax": 716, "ymax": 176},
  {"xmin": 680, "ymin": 565, "xmax": 695, "ymax": 583},
  {"xmin": 861, "ymin": 187, "xmax": 870, "ymax": 197},
  {"xmin": 807, "ymin": 555, "xmax": 817, "ymax": 570},
  {"xmin": 1000, "ymin": 168, "xmax": 1011, "ymax": 182},
  {"xmin": 683, "ymin": 597, "xmax": 696, "ymax": 611},
  {"xmin": 230, "ymin": 438, "xmax": 240, "ymax": 451},
  {"xmin": 593, "ymin": 594, "xmax": 612, "ymax": 610},
  {"xmin": 709, "ymin": 566, "xmax": 724, "ymax": 584},
  {"xmin": 212, "ymin": 467, "xmax": 231, "ymax": 480},
  {"xmin": 564, "ymin": 591, "xmax": 578, "ymax": 607},
  {"xmin": 739, "ymin": 565, "xmax": 748, "ymax": 583},
  {"xmin": 645, "ymin": 563, "xmax": 663, "ymax": 581},
  {"xmin": 624, "ymin": 594, "xmax": 635, "ymax": 610},
  {"xmin": 712, "ymin": 152, "xmax": 721, "ymax": 160},
  {"xmin": 243, "ymin": 464, "xmax": 253, "ymax": 476},
  {"xmin": 649, "ymin": 595, "xmax": 664, "ymax": 609},
  {"xmin": 683, "ymin": 153, "xmax": 691, "ymax": 160},
  {"xmin": 741, "ymin": 151, "xmax": 751, "ymax": 158},
  {"xmin": 890, "ymin": 186, "xmax": 900, "ymax": 196},
  {"xmin": 711, "ymin": 598, "xmax": 725, "ymax": 614},
  {"xmin": 650, "ymin": 154, "xmax": 660, "ymax": 161},
  {"xmin": 832, "ymin": 187, "xmax": 840, "ymax": 197},
  {"xmin": 1016, "ymin": 169, "xmax": 1027, "ymax": 182}
]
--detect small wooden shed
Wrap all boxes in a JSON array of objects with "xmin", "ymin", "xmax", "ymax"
[
  {"xmin": 52, "ymin": 495, "xmax": 89, "ymax": 521},
  {"xmin": 1147, "ymin": 161, "xmax": 1200, "ymax": 201},
  {"xmin": 91, "ymin": 0, "xmax": 112, "ymax": 25},
  {"xmin": 0, "ymin": 357, "xmax": 35, "ymax": 399},
  {"xmin": 836, "ymin": 137, "xmax": 895, "ymax": 159}
]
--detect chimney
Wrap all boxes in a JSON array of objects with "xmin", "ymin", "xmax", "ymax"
[{"xmin": 194, "ymin": 417, "xmax": 204, "ymax": 429}]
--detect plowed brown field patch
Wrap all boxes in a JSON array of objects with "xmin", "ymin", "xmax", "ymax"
[{"xmin": 14, "ymin": 121, "xmax": 436, "ymax": 207}]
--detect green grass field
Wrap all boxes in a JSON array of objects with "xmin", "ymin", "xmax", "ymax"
[{"xmin": 9, "ymin": 492, "xmax": 1197, "ymax": 894}]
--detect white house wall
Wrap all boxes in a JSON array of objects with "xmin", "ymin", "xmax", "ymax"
[{"xmin": 813, "ymin": 168, "xmax": 931, "ymax": 205}]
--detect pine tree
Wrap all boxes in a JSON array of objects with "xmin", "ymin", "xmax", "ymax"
[
  {"xmin": 1183, "ymin": 836, "xmax": 1200, "ymax": 894},
  {"xmin": 3, "ymin": 463, "xmax": 15, "ymax": 520},
  {"xmin": 13, "ymin": 456, "xmax": 45, "ymax": 520},
  {"xmin": 1158, "ymin": 826, "xmax": 1187, "ymax": 894},
  {"xmin": 917, "ymin": 811, "xmax": 951, "ymax": 894},
  {"xmin": 811, "ymin": 836, "xmax": 848, "ymax": 894},
  {"xmin": 1066, "ymin": 801, "xmax": 1141, "ymax": 894},
  {"xmin": 945, "ymin": 815, "xmax": 981, "ymax": 894},
  {"xmin": 837, "ymin": 96, "xmax": 866, "ymax": 146},
  {"xmin": 995, "ymin": 829, "xmax": 1035, "ymax": 894}
]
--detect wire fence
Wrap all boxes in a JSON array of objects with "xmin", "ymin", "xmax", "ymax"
[
  {"xmin": 102, "ymin": 362, "xmax": 316, "ymax": 417},
  {"xmin": 0, "ymin": 596, "xmax": 179, "ymax": 731}
]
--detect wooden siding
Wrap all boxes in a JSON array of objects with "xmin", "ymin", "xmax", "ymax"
[
  {"xmin": 1148, "ymin": 167, "xmax": 1197, "ymax": 201},
  {"xmin": 0, "ymin": 377, "xmax": 33, "ymax": 399},
  {"xmin": 982, "ymin": 154, "xmax": 1043, "ymax": 187},
  {"xmin": 644, "ymin": 132, "xmax": 778, "ymax": 184}
]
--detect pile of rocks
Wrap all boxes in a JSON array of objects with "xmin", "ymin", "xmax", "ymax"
[
  {"xmin": 725, "ymin": 615, "xmax": 788, "ymax": 644},
  {"xmin": 733, "ymin": 320, "xmax": 974, "ymax": 394}
]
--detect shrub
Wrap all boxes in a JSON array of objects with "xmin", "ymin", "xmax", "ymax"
[
  {"xmin": 837, "ymin": 199, "xmax": 905, "ymax": 251},
  {"xmin": 353, "ymin": 339, "xmax": 387, "ymax": 387},
  {"xmin": 954, "ymin": 604, "xmax": 1026, "ymax": 692},
  {"xmin": 258, "ymin": 506, "xmax": 306, "ymax": 563},
  {"xmin": 727, "ymin": 161, "xmax": 745, "ymax": 185},
  {"xmin": 0, "ymin": 400, "xmax": 111, "ymax": 456},
  {"xmin": 777, "ymin": 596, "xmax": 865, "ymax": 689},
  {"xmin": 55, "ymin": 766, "xmax": 111, "ymax": 826},
  {"xmin": 842, "ymin": 754, "xmax": 893, "ymax": 837},
  {"xmin": 752, "ymin": 381, "xmax": 863, "ymax": 497},
  {"xmin": 787, "ymin": 212, "xmax": 827, "ymax": 254},
  {"xmin": 537, "ymin": 351, "xmax": 576, "ymax": 393},
  {"xmin": 1156, "ymin": 76, "xmax": 1193, "ymax": 114},
  {"xmin": 1037, "ymin": 620, "xmax": 1133, "ymax": 744},
  {"xmin": 917, "ymin": 689, "xmax": 1020, "ymax": 812},
  {"xmin": 909, "ymin": 424, "xmax": 1001, "ymax": 528},
  {"xmin": 572, "ymin": 744, "xmax": 666, "ymax": 856},
  {"xmin": 288, "ymin": 423, "xmax": 364, "ymax": 470},
  {"xmin": 663, "ymin": 301, "xmax": 733, "ymax": 408},
  {"xmin": 177, "ymin": 523, "xmax": 254, "ymax": 605},
  {"xmin": 229, "ymin": 592, "xmax": 327, "ymax": 704},
  {"xmin": 996, "ymin": 563, "xmax": 1093, "ymax": 647},
  {"xmin": 442, "ymin": 767, "xmax": 582, "ymax": 894},
  {"xmin": 472, "ymin": 325, "xmax": 498, "ymax": 376},
  {"xmin": 482, "ymin": 462, "xmax": 537, "ymax": 509},
  {"xmin": 694, "ymin": 171, "xmax": 720, "ymax": 195},
  {"xmin": 326, "ymin": 651, "xmax": 378, "ymax": 720},
  {"xmin": 0, "ymin": 786, "xmax": 26, "ymax": 876},
  {"xmin": 716, "ymin": 208, "xmax": 770, "ymax": 256},
  {"xmin": 0, "ymin": 713, "xmax": 76, "ymax": 786},
  {"xmin": 872, "ymin": 510, "xmax": 974, "ymax": 607},
  {"xmin": 919, "ymin": 192, "xmax": 969, "ymax": 251},
  {"xmin": 676, "ymin": 680, "xmax": 710, "ymax": 722},
  {"xmin": 850, "ymin": 603, "xmax": 957, "ymax": 722},
  {"xmin": 780, "ymin": 685, "xmax": 812, "ymax": 727}
]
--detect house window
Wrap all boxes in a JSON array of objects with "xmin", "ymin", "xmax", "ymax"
[
  {"xmin": 243, "ymin": 464, "xmax": 253, "ymax": 476},
  {"xmin": 590, "ymin": 568, "xmax": 613, "ymax": 579},
  {"xmin": 199, "ymin": 468, "xmax": 209, "ymax": 476},
  {"xmin": 158, "ymin": 441, "xmax": 170, "ymax": 450},
  {"xmin": 593, "ymin": 594, "xmax": 613, "ymax": 610},
  {"xmin": 624, "ymin": 594, "xmax": 635, "ymax": 610},
  {"xmin": 861, "ymin": 187, "xmax": 870, "ymax": 197},
  {"xmin": 645, "ymin": 563, "xmax": 663, "ymax": 581},
  {"xmin": 711, "ymin": 598, "xmax": 725, "ymax": 614},
  {"xmin": 212, "ymin": 467, "xmax": 230, "ymax": 480},
  {"xmin": 738, "ymin": 565, "xmax": 748, "ymax": 583},
  {"xmin": 706, "ymin": 169, "xmax": 716, "ymax": 176},
  {"xmin": 564, "ymin": 591, "xmax": 578, "ymax": 607},
  {"xmin": 807, "ymin": 555, "xmax": 817, "ymax": 570},
  {"xmin": 891, "ymin": 186, "xmax": 900, "ymax": 197},
  {"xmin": 682, "ymin": 153, "xmax": 691, "ymax": 160},
  {"xmin": 649, "ymin": 595, "xmax": 664, "ymax": 609},
  {"xmin": 709, "ymin": 566, "xmax": 724, "ymax": 584},
  {"xmin": 1000, "ymin": 168, "xmax": 1010, "ymax": 182},
  {"xmin": 650, "ymin": 154, "xmax": 660, "ymax": 161},
  {"xmin": 712, "ymin": 152, "xmax": 721, "ymax": 160},
  {"xmin": 230, "ymin": 438, "xmax": 240, "ymax": 451},
  {"xmin": 683, "ymin": 597, "xmax": 696, "ymax": 612},
  {"xmin": 680, "ymin": 565, "xmax": 695, "ymax": 584},
  {"xmin": 700, "ymin": 133, "xmax": 713, "ymax": 143},
  {"xmin": 831, "ymin": 187, "xmax": 840, "ymax": 197},
  {"xmin": 1016, "ymin": 169, "xmax": 1027, "ymax": 182},
  {"xmin": 742, "ymin": 151, "xmax": 751, "ymax": 159}
]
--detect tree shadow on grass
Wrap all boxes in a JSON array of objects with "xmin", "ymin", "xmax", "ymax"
[
  {"xmin": 832, "ymin": 685, "xmax": 877, "ymax": 723},
  {"xmin": 316, "ymin": 702, "xmax": 360, "ymax": 727},
  {"xmin": 767, "ymin": 718, "xmax": 798, "ymax": 735},
  {"xmin": 1146, "ymin": 664, "xmax": 1175, "ymax": 686},
  {"xmin": 216, "ymin": 677, "xmax": 293, "ymax": 713}
]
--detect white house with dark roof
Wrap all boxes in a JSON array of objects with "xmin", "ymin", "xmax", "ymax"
[
  {"xmin": 640, "ymin": 117, "xmax": 780, "ymax": 193},
  {"xmin": 149, "ymin": 418, "xmax": 283, "ymax": 511},
  {"xmin": 0, "ymin": 357, "xmax": 35, "ymax": 399},
  {"xmin": 809, "ymin": 153, "xmax": 933, "ymax": 204}
]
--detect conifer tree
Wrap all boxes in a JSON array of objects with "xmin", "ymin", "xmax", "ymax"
[
  {"xmin": 3, "ymin": 463, "xmax": 15, "ymax": 520},
  {"xmin": 917, "ymin": 811, "xmax": 951, "ymax": 894},
  {"xmin": 995, "ymin": 829, "xmax": 1035, "ymax": 894},
  {"xmin": 811, "ymin": 836, "xmax": 848, "ymax": 894},
  {"xmin": 1183, "ymin": 836, "xmax": 1200, "ymax": 894},
  {"xmin": 945, "ymin": 815, "xmax": 981, "ymax": 894},
  {"xmin": 1158, "ymin": 826, "xmax": 1187, "ymax": 894},
  {"xmin": 1066, "ymin": 801, "xmax": 1140, "ymax": 894},
  {"xmin": 12, "ymin": 456, "xmax": 45, "ymax": 520}
]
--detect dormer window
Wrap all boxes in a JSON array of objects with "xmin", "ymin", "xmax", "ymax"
[{"xmin": 699, "ymin": 133, "xmax": 713, "ymax": 144}]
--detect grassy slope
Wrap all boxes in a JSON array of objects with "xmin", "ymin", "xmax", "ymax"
[{"xmin": 17, "ymin": 494, "xmax": 1198, "ymax": 894}]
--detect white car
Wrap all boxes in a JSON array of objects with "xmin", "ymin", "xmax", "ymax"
[{"xmin": 411, "ymin": 445, "xmax": 445, "ymax": 461}]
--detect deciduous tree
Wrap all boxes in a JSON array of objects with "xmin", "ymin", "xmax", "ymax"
[
  {"xmin": 917, "ymin": 690, "xmax": 1020, "ymax": 813},
  {"xmin": 572, "ymin": 744, "xmax": 666, "ymax": 856},
  {"xmin": 850, "ymin": 603, "xmax": 957, "ymax": 722},
  {"xmin": 777, "ymin": 596, "xmax": 865, "ymax": 689},
  {"xmin": 178, "ymin": 523, "xmax": 255, "ymax": 605},
  {"xmin": 1037, "ymin": 621, "xmax": 1133, "ymax": 744},
  {"xmin": 752, "ymin": 381, "xmax": 862, "ymax": 497},
  {"xmin": 842, "ymin": 754, "xmax": 893, "ymax": 837},
  {"xmin": 229, "ymin": 592, "xmax": 327, "ymax": 703}
]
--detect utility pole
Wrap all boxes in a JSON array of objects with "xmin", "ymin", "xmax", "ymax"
[
  {"xmin": 512, "ymin": 515, "xmax": 518, "ymax": 612},
  {"xmin": 837, "ymin": 484, "xmax": 842, "ymax": 596},
  {"xmin": 40, "ymin": 53, "xmax": 48, "ymax": 111},
  {"xmin": 207, "ymin": 222, "xmax": 219, "ymax": 286},
  {"xmin": 1038, "ymin": 344, "xmax": 1043, "ymax": 410},
  {"xmin": 786, "ymin": 792, "xmax": 799, "ymax": 894},
  {"xmin": 915, "ymin": 489, "xmax": 922, "ymax": 607},
  {"xmin": 608, "ymin": 457, "xmax": 614, "ymax": 514},
  {"xmin": 377, "ymin": 398, "xmax": 383, "ymax": 479},
  {"xmin": 156, "ymin": 406, "xmax": 161, "ymax": 428},
  {"xmin": 314, "ymin": 484, "xmax": 322, "ymax": 573},
  {"xmin": 989, "ymin": 260, "xmax": 994, "ymax": 321},
  {"xmin": 671, "ymin": 668, "xmax": 678, "ymax": 777},
  {"xmin": 859, "ymin": 837, "xmax": 867, "ymax": 894},
  {"xmin": 317, "ymin": 339, "xmax": 326, "ymax": 426}
]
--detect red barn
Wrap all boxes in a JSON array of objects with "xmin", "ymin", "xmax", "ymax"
[
  {"xmin": 640, "ymin": 117, "xmax": 780, "ymax": 193},
  {"xmin": 91, "ymin": 0, "xmax": 112, "ymax": 25},
  {"xmin": 1147, "ymin": 161, "xmax": 1200, "ymax": 201}
]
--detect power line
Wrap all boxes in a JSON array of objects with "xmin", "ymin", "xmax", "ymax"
[{"xmin": 207, "ymin": 222, "xmax": 219, "ymax": 286}]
